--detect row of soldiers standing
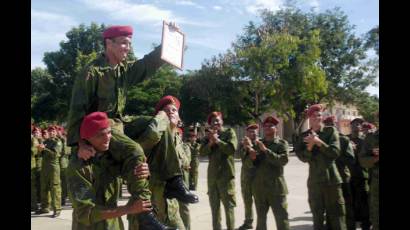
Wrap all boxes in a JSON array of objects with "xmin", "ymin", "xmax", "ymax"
[
  {"xmin": 238, "ymin": 104, "xmax": 379, "ymax": 230},
  {"xmin": 31, "ymin": 124, "xmax": 71, "ymax": 217}
]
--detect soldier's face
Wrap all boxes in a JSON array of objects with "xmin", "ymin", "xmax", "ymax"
[
  {"xmin": 163, "ymin": 104, "xmax": 180, "ymax": 126},
  {"xmin": 42, "ymin": 132, "xmax": 49, "ymax": 139},
  {"xmin": 210, "ymin": 116, "xmax": 223, "ymax": 131},
  {"xmin": 33, "ymin": 130, "xmax": 41, "ymax": 138},
  {"xmin": 49, "ymin": 130, "xmax": 57, "ymax": 138},
  {"xmin": 107, "ymin": 36, "xmax": 132, "ymax": 63},
  {"xmin": 263, "ymin": 123, "xmax": 277, "ymax": 137},
  {"xmin": 309, "ymin": 111, "xmax": 323, "ymax": 127},
  {"xmin": 351, "ymin": 122, "xmax": 362, "ymax": 133},
  {"xmin": 88, "ymin": 127, "xmax": 112, "ymax": 152},
  {"xmin": 246, "ymin": 129, "xmax": 258, "ymax": 141}
]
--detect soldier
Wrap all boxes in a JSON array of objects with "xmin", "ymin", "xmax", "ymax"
[
  {"xmin": 187, "ymin": 126, "xmax": 200, "ymax": 191},
  {"xmin": 348, "ymin": 118, "xmax": 371, "ymax": 230},
  {"xmin": 295, "ymin": 104, "xmax": 346, "ymax": 230},
  {"xmin": 31, "ymin": 126, "xmax": 42, "ymax": 212},
  {"xmin": 324, "ymin": 116, "xmax": 356, "ymax": 230},
  {"xmin": 67, "ymin": 112, "xmax": 157, "ymax": 230},
  {"xmin": 359, "ymin": 113, "xmax": 379, "ymax": 230},
  {"xmin": 57, "ymin": 126, "xmax": 70, "ymax": 206},
  {"xmin": 177, "ymin": 128, "xmax": 192, "ymax": 230},
  {"xmin": 200, "ymin": 111, "xmax": 238, "ymax": 230},
  {"xmin": 248, "ymin": 116, "xmax": 290, "ymax": 230},
  {"xmin": 36, "ymin": 126, "xmax": 63, "ymax": 217},
  {"xmin": 66, "ymin": 24, "xmax": 186, "ymax": 229},
  {"xmin": 237, "ymin": 124, "xmax": 258, "ymax": 230},
  {"xmin": 130, "ymin": 95, "xmax": 198, "ymax": 230}
]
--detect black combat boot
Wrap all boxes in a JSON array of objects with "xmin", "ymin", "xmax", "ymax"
[
  {"xmin": 52, "ymin": 210, "xmax": 61, "ymax": 218},
  {"xmin": 138, "ymin": 212, "xmax": 177, "ymax": 230},
  {"xmin": 189, "ymin": 184, "xmax": 196, "ymax": 191},
  {"xmin": 237, "ymin": 222, "xmax": 253, "ymax": 230},
  {"xmin": 164, "ymin": 176, "xmax": 199, "ymax": 203}
]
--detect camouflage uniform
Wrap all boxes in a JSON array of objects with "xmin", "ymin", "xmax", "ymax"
[
  {"xmin": 327, "ymin": 134, "xmax": 356, "ymax": 230},
  {"xmin": 125, "ymin": 113, "xmax": 185, "ymax": 230},
  {"xmin": 348, "ymin": 133, "xmax": 371, "ymax": 230},
  {"xmin": 359, "ymin": 130, "xmax": 379, "ymax": 230},
  {"xmin": 66, "ymin": 47, "xmax": 164, "ymax": 228},
  {"xmin": 68, "ymin": 132, "xmax": 153, "ymax": 230},
  {"xmin": 252, "ymin": 137, "xmax": 290, "ymax": 230},
  {"xmin": 295, "ymin": 126, "xmax": 346, "ymax": 230},
  {"xmin": 177, "ymin": 138, "xmax": 192, "ymax": 230},
  {"xmin": 40, "ymin": 137, "xmax": 63, "ymax": 213},
  {"xmin": 31, "ymin": 136, "xmax": 40, "ymax": 210},
  {"xmin": 59, "ymin": 136, "xmax": 71, "ymax": 205},
  {"xmin": 200, "ymin": 127, "xmax": 238, "ymax": 230},
  {"xmin": 188, "ymin": 142, "xmax": 200, "ymax": 190},
  {"xmin": 238, "ymin": 142, "xmax": 256, "ymax": 228}
]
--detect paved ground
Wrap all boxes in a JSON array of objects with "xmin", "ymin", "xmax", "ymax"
[{"xmin": 31, "ymin": 154, "xmax": 314, "ymax": 230}]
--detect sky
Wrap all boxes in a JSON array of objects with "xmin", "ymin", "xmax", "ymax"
[{"xmin": 31, "ymin": 0, "xmax": 379, "ymax": 95}]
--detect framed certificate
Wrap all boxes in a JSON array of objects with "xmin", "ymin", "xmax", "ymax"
[{"xmin": 160, "ymin": 21, "xmax": 185, "ymax": 70}]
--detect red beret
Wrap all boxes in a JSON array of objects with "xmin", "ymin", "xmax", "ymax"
[
  {"xmin": 263, "ymin": 115, "xmax": 279, "ymax": 126},
  {"xmin": 32, "ymin": 127, "xmax": 40, "ymax": 133},
  {"xmin": 246, "ymin": 124, "xmax": 259, "ymax": 130},
  {"xmin": 323, "ymin": 116, "xmax": 336, "ymax": 125},
  {"xmin": 47, "ymin": 126, "xmax": 56, "ymax": 132},
  {"xmin": 41, "ymin": 129, "xmax": 48, "ymax": 134},
  {"xmin": 103, "ymin": 25, "xmax": 133, "ymax": 39},
  {"xmin": 80, "ymin": 112, "xmax": 110, "ymax": 140},
  {"xmin": 207, "ymin": 111, "xmax": 223, "ymax": 125},
  {"xmin": 307, "ymin": 104, "xmax": 323, "ymax": 117},
  {"xmin": 362, "ymin": 122, "xmax": 375, "ymax": 130},
  {"xmin": 155, "ymin": 95, "xmax": 181, "ymax": 114}
]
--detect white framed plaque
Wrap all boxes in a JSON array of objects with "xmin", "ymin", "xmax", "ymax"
[{"xmin": 160, "ymin": 21, "xmax": 185, "ymax": 70}]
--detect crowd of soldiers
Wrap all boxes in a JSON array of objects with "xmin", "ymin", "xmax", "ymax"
[
  {"xmin": 30, "ymin": 24, "xmax": 379, "ymax": 230},
  {"xmin": 31, "ymin": 124, "xmax": 71, "ymax": 217}
]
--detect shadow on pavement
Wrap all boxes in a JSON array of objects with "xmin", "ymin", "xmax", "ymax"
[
  {"xmin": 290, "ymin": 224, "xmax": 313, "ymax": 230},
  {"xmin": 289, "ymin": 216, "xmax": 313, "ymax": 222},
  {"xmin": 31, "ymin": 213, "xmax": 54, "ymax": 218}
]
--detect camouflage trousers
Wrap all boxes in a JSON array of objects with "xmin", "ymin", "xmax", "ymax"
[
  {"xmin": 151, "ymin": 178, "xmax": 185, "ymax": 230},
  {"xmin": 31, "ymin": 168, "xmax": 38, "ymax": 209},
  {"xmin": 240, "ymin": 169, "xmax": 254, "ymax": 226},
  {"xmin": 308, "ymin": 183, "xmax": 346, "ymax": 230},
  {"xmin": 60, "ymin": 167, "xmax": 68, "ymax": 204},
  {"xmin": 189, "ymin": 156, "xmax": 199, "ymax": 190},
  {"xmin": 370, "ymin": 176, "xmax": 378, "ymax": 230},
  {"xmin": 178, "ymin": 200, "xmax": 190, "ymax": 230},
  {"xmin": 326, "ymin": 183, "xmax": 355, "ymax": 230},
  {"xmin": 40, "ymin": 166, "xmax": 61, "ymax": 212},
  {"xmin": 208, "ymin": 179, "xmax": 236, "ymax": 230},
  {"xmin": 253, "ymin": 192, "xmax": 289, "ymax": 230},
  {"xmin": 350, "ymin": 178, "xmax": 371, "ymax": 230}
]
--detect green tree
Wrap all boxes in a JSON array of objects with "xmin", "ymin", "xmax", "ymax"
[{"xmin": 125, "ymin": 64, "xmax": 182, "ymax": 116}]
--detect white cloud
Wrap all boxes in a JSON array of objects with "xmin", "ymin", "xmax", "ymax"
[
  {"xmin": 308, "ymin": 0, "xmax": 320, "ymax": 12},
  {"xmin": 213, "ymin": 6, "xmax": 223, "ymax": 11},
  {"xmin": 82, "ymin": 0, "xmax": 175, "ymax": 23},
  {"xmin": 175, "ymin": 0, "xmax": 204, "ymax": 9},
  {"xmin": 245, "ymin": 0, "xmax": 284, "ymax": 14},
  {"xmin": 31, "ymin": 10, "xmax": 79, "ymax": 69},
  {"xmin": 81, "ymin": 0, "xmax": 213, "ymax": 27}
]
